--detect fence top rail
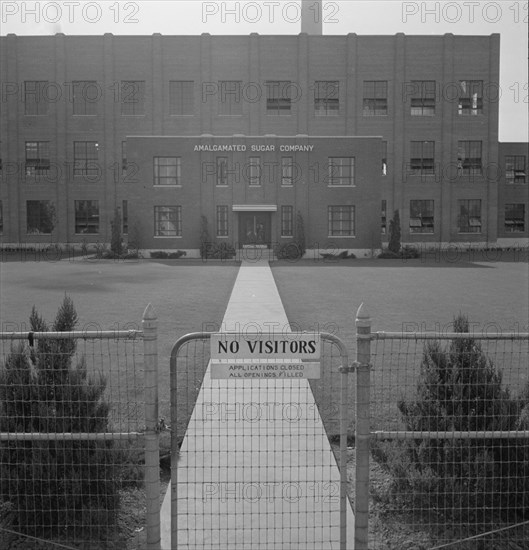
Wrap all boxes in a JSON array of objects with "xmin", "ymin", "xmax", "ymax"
[
  {"xmin": 0, "ymin": 330, "xmax": 143, "ymax": 341},
  {"xmin": 372, "ymin": 331, "xmax": 529, "ymax": 341}
]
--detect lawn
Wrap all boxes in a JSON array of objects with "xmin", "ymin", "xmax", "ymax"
[
  {"xmin": 0, "ymin": 258, "xmax": 240, "ymax": 425},
  {"xmin": 272, "ymin": 257, "xmax": 529, "ymax": 427}
]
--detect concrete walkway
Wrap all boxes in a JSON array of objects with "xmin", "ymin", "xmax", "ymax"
[{"xmin": 160, "ymin": 259, "xmax": 354, "ymax": 549}]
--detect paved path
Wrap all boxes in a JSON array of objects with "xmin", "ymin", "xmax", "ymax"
[{"xmin": 160, "ymin": 259, "xmax": 354, "ymax": 549}]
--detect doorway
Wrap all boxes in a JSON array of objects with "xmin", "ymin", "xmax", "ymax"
[{"xmin": 238, "ymin": 212, "xmax": 272, "ymax": 248}]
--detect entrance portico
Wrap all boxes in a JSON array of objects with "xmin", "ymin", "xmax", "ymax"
[{"xmin": 233, "ymin": 205, "xmax": 276, "ymax": 249}]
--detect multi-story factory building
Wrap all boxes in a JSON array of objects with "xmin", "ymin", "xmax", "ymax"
[{"xmin": 0, "ymin": 31, "xmax": 526, "ymax": 255}]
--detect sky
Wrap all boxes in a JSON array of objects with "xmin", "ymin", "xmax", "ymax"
[{"xmin": 1, "ymin": 0, "xmax": 527, "ymax": 141}]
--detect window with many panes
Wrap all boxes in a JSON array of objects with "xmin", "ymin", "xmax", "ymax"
[
  {"xmin": 72, "ymin": 81, "xmax": 98, "ymax": 115},
  {"xmin": 504, "ymin": 204, "xmax": 525, "ymax": 232},
  {"xmin": 314, "ymin": 81, "xmax": 339, "ymax": 116},
  {"xmin": 363, "ymin": 81, "xmax": 387, "ymax": 116},
  {"xmin": 121, "ymin": 81, "xmax": 145, "ymax": 116},
  {"xmin": 25, "ymin": 141, "xmax": 50, "ymax": 176},
  {"xmin": 266, "ymin": 81, "xmax": 292, "ymax": 115},
  {"xmin": 169, "ymin": 81, "xmax": 194, "ymax": 115},
  {"xmin": 381, "ymin": 200, "xmax": 387, "ymax": 234},
  {"xmin": 74, "ymin": 142, "xmax": 99, "ymax": 177},
  {"xmin": 26, "ymin": 200, "xmax": 56, "ymax": 234},
  {"xmin": 410, "ymin": 81, "xmax": 436, "ymax": 116},
  {"xmin": 24, "ymin": 81, "xmax": 48, "ymax": 115},
  {"xmin": 248, "ymin": 157, "xmax": 261, "ymax": 186},
  {"xmin": 281, "ymin": 206, "xmax": 293, "ymax": 237},
  {"xmin": 154, "ymin": 206, "xmax": 181, "ymax": 237},
  {"xmin": 409, "ymin": 200, "xmax": 434, "ymax": 233},
  {"xmin": 458, "ymin": 199, "xmax": 481, "ymax": 233},
  {"xmin": 154, "ymin": 157, "xmax": 181, "ymax": 186},
  {"xmin": 216, "ymin": 205, "xmax": 229, "ymax": 237},
  {"xmin": 216, "ymin": 157, "xmax": 228, "ymax": 186},
  {"xmin": 329, "ymin": 206, "xmax": 355, "ymax": 236},
  {"xmin": 218, "ymin": 81, "xmax": 242, "ymax": 116},
  {"xmin": 458, "ymin": 141, "xmax": 482, "ymax": 175},
  {"xmin": 458, "ymin": 80, "xmax": 483, "ymax": 115},
  {"xmin": 505, "ymin": 156, "xmax": 526, "ymax": 184},
  {"xmin": 75, "ymin": 200, "xmax": 99, "ymax": 234},
  {"xmin": 328, "ymin": 157, "xmax": 354, "ymax": 186},
  {"xmin": 282, "ymin": 157, "xmax": 294, "ymax": 186},
  {"xmin": 410, "ymin": 141, "xmax": 435, "ymax": 175}
]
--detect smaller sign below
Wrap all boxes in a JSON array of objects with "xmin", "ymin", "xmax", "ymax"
[{"xmin": 210, "ymin": 362, "xmax": 321, "ymax": 380}]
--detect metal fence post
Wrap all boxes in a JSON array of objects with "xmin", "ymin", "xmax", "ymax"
[
  {"xmin": 355, "ymin": 303, "xmax": 371, "ymax": 550},
  {"xmin": 143, "ymin": 303, "xmax": 161, "ymax": 550}
]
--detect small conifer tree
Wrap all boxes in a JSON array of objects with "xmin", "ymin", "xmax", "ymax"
[
  {"xmin": 388, "ymin": 209, "xmax": 401, "ymax": 254},
  {"xmin": 0, "ymin": 296, "xmax": 118, "ymax": 537}
]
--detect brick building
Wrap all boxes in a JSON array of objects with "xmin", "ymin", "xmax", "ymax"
[{"xmin": 0, "ymin": 31, "xmax": 526, "ymax": 256}]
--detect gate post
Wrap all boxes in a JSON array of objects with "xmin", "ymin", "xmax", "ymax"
[
  {"xmin": 143, "ymin": 304, "xmax": 161, "ymax": 550},
  {"xmin": 355, "ymin": 303, "xmax": 371, "ymax": 550}
]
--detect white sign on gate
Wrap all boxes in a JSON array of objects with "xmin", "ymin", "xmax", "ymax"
[{"xmin": 210, "ymin": 333, "xmax": 321, "ymax": 361}]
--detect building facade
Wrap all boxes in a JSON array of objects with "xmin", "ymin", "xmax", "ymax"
[{"xmin": 0, "ymin": 32, "xmax": 526, "ymax": 255}]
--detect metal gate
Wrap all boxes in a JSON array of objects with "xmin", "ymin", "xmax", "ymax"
[{"xmin": 169, "ymin": 330, "xmax": 359, "ymax": 549}]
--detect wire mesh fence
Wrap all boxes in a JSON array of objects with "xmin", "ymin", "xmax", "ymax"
[
  {"xmin": 366, "ymin": 329, "xmax": 529, "ymax": 550},
  {"xmin": 0, "ymin": 322, "xmax": 159, "ymax": 549},
  {"xmin": 169, "ymin": 332, "xmax": 355, "ymax": 549}
]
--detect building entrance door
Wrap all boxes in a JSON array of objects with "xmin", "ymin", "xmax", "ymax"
[{"xmin": 239, "ymin": 212, "xmax": 271, "ymax": 248}]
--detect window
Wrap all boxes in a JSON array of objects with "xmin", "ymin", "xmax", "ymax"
[
  {"xmin": 0, "ymin": 201, "xmax": 3, "ymax": 234},
  {"xmin": 169, "ymin": 81, "xmax": 194, "ymax": 115},
  {"xmin": 458, "ymin": 199, "xmax": 481, "ymax": 233},
  {"xmin": 248, "ymin": 157, "xmax": 261, "ymax": 186},
  {"xmin": 410, "ymin": 141, "xmax": 435, "ymax": 175},
  {"xmin": 216, "ymin": 157, "xmax": 228, "ymax": 186},
  {"xmin": 218, "ymin": 81, "xmax": 242, "ymax": 116},
  {"xmin": 121, "ymin": 81, "xmax": 145, "ymax": 116},
  {"xmin": 382, "ymin": 141, "xmax": 388, "ymax": 175},
  {"xmin": 154, "ymin": 206, "xmax": 181, "ymax": 237},
  {"xmin": 458, "ymin": 80, "xmax": 483, "ymax": 115},
  {"xmin": 363, "ymin": 81, "xmax": 387, "ymax": 116},
  {"xmin": 505, "ymin": 204, "xmax": 525, "ymax": 233},
  {"xmin": 328, "ymin": 157, "xmax": 354, "ymax": 186},
  {"xmin": 25, "ymin": 141, "xmax": 50, "ymax": 176},
  {"xmin": 409, "ymin": 200, "xmax": 434, "ymax": 233},
  {"xmin": 266, "ymin": 81, "xmax": 292, "ymax": 115},
  {"xmin": 329, "ymin": 206, "xmax": 355, "ymax": 237},
  {"xmin": 381, "ymin": 200, "xmax": 387, "ymax": 235},
  {"xmin": 75, "ymin": 200, "xmax": 99, "ymax": 234},
  {"xmin": 458, "ymin": 141, "xmax": 482, "ymax": 175},
  {"xmin": 72, "ymin": 81, "xmax": 98, "ymax": 115},
  {"xmin": 74, "ymin": 141, "xmax": 99, "ymax": 177},
  {"xmin": 122, "ymin": 200, "xmax": 128, "ymax": 235},
  {"xmin": 24, "ymin": 81, "xmax": 48, "ymax": 115},
  {"xmin": 314, "ymin": 81, "xmax": 339, "ymax": 116},
  {"xmin": 410, "ymin": 81, "xmax": 436, "ymax": 116},
  {"xmin": 506, "ymin": 156, "xmax": 526, "ymax": 184},
  {"xmin": 154, "ymin": 157, "xmax": 181, "ymax": 186},
  {"xmin": 282, "ymin": 157, "xmax": 294, "ymax": 186},
  {"xmin": 281, "ymin": 206, "xmax": 293, "ymax": 237},
  {"xmin": 216, "ymin": 205, "xmax": 229, "ymax": 237},
  {"xmin": 26, "ymin": 200, "xmax": 55, "ymax": 235},
  {"xmin": 122, "ymin": 141, "xmax": 127, "ymax": 176}
]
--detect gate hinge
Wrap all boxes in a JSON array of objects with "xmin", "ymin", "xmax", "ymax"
[{"xmin": 338, "ymin": 361, "xmax": 371, "ymax": 373}]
